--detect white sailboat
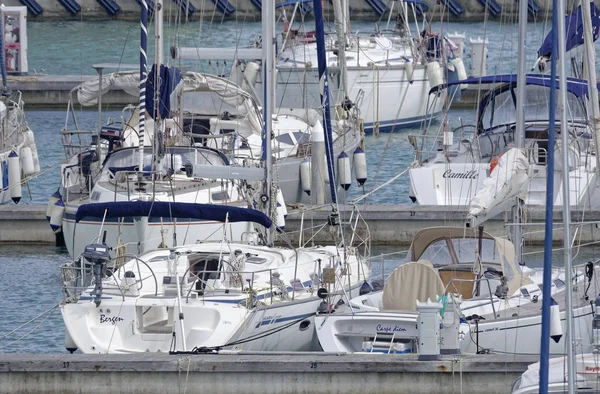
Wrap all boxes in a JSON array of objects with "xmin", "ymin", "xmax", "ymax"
[
  {"xmin": 316, "ymin": 0, "xmax": 600, "ymax": 357},
  {"xmin": 265, "ymin": 0, "xmax": 449, "ymax": 134},
  {"xmin": 408, "ymin": 2, "xmax": 600, "ymax": 208},
  {"xmin": 59, "ymin": 0, "xmax": 372, "ymax": 354}
]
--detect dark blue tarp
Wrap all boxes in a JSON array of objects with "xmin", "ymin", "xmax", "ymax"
[
  {"xmin": 429, "ymin": 73, "xmax": 591, "ymax": 98},
  {"xmin": 75, "ymin": 201, "xmax": 272, "ymax": 228},
  {"xmin": 538, "ymin": 2, "xmax": 600, "ymax": 58},
  {"xmin": 405, "ymin": 0, "xmax": 429, "ymax": 13},
  {"xmin": 275, "ymin": 0, "xmax": 312, "ymax": 8},
  {"xmin": 145, "ymin": 64, "xmax": 182, "ymax": 121}
]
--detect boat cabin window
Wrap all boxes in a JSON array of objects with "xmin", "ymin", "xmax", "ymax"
[
  {"xmin": 275, "ymin": 131, "xmax": 310, "ymax": 147},
  {"xmin": 418, "ymin": 239, "xmax": 453, "ymax": 266},
  {"xmin": 480, "ymin": 85, "xmax": 586, "ymax": 131},
  {"xmin": 451, "ymin": 238, "xmax": 501, "ymax": 265},
  {"xmin": 104, "ymin": 147, "xmax": 226, "ymax": 175}
]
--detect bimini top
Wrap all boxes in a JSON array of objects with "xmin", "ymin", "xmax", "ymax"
[
  {"xmin": 429, "ymin": 74, "xmax": 592, "ymax": 98},
  {"xmin": 75, "ymin": 201, "xmax": 272, "ymax": 228},
  {"xmin": 406, "ymin": 226, "xmax": 532, "ymax": 297}
]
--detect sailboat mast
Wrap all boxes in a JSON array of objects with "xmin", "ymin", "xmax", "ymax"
[
  {"xmin": 538, "ymin": 1, "xmax": 559, "ymax": 391},
  {"xmin": 152, "ymin": 0, "xmax": 164, "ymax": 176},
  {"xmin": 155, "ymin": 0, "xmax": 163, "ymax": 66},
  {"xmin": 138, "ymin": 0, "xmax": 149, "ymax": 174},
  {"xmin": 333, "ymin": 0, "xmax": 348, "ymax": 99},
  {"xmin": 581, "ymin": 0, "xmax": 600, "ymax": 171},
  {"xmin": 313, "ymin": 0, "xmax": 338, "ymax": 204},
  {"xmin": 511, "ymin": 0, "xmax": 529, "ymax": 267},
  {"xmin": 262, "ymin": 0, "xmax": 275, "ymax": 244},
  {"xmin": 557, "ymin": 0, "xmax": 576, "ymax": 390}
]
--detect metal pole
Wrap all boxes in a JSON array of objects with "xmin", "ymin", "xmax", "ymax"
[
  {"xmin": 557, "ymin": 0, "xmax": 575, "ymax": 389},
  {"xmin": 511, "ymin": 0, "xmax": 529, "ymax": 267},
  {"xmin": 538, "ymin": 1, "xmax": 559, "ymax": 391},
  {"xmin": 313, "ymin": 0, "xmax": 338, "ymax": 203},
  {"xmin": 138, "ymin": 0, "xmax": 149, "ymax": 175},
  {"xmin": 581, "ymin": 0, "xmax": 600, "ymax": 172},
  {"xmin": 262, "ymin": 0, "xmax": 275, "ymax": 244}
]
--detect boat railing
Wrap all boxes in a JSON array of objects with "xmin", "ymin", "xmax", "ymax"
[
  {"xmin": 292, "ymin": 204, "xmax": 371, "ymax": 262},
  {"xmin": 61, "ymin": 254, "xmax": 158, "ymax": 302},
  {"xmin": 61, "ymin": 252, "xmax": 324, "ymax": 308},
  {"xmin": 408, "ymin": 126, "xmax": 477, "ymax": 164},
  {"xmin": 59, "ymin": 128, "xmax": 95, "ymax": 159},
  {"xmin": 444, "ymin": 276, "xmax": 502, "ymax": 318}
]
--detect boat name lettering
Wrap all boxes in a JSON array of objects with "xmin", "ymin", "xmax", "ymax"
[
  {"xmin": 376, "ymin": 324, "xmax": 406, "ymax": 333},
  {"xmin": 442, "ymin": 170, "xmax": 478, "ymax": 179},
  {"xmin": 586, "ymin": 366, "xmax": 600, "ymax": 372},
  {"xmin": 100, "ymin": 314, "xmax": 124, "ymax": 325}
]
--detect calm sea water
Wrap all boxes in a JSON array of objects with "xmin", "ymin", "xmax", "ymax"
[{"xmin": 2, "ymin": 18, "xmax": 600, "ymax": 353}]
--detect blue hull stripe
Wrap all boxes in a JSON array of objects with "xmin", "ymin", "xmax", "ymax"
[{"xmin": 255, "ymin": 312, "xmax": 315, "ymax": 328}]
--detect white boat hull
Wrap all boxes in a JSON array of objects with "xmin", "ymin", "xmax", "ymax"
[{"xmin": 258, "ymin": 66, "xmax": 444, "ymax": 134}]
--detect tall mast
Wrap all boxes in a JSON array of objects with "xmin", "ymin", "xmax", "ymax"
[
  {"xmin": 332, "ymin": 0, "xmax": 348, "ymax": 100},
  {"xmin": 558, "ymin": 0, "xmax": 575, "ymax": 389},
  {"xmin": 313, "ymin": 0, "xmax": 338, "ymax": 203},
  {"xmin": 511, "ymin": 0, "xmax": 529, "ymax": 267},
  {"xmin": 262, "ymin": 0, "xmax": 275, "ymax": 244},
  {"xmin": 138, "ymin": 0, "xmax": 149, "ymax": 175},
  {"xmin": 538, "ymin": 0, "xmax": 559, "ymax": 391},
  {"xmin": 581, "ymin": 0, "xmax": 600, "ymax": 171}
]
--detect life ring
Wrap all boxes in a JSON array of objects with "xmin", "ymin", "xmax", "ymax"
[{"xmin": 489, "ymin": 153, "xmax": 503, "ymax": 173}]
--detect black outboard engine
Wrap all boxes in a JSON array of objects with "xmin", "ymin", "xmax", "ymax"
[{"xmin": 83, "ymin": 243, "xmax": 111, "ymax": 307}]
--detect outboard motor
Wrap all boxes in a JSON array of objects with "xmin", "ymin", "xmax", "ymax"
[{"xmin": 83, "ymin": 243, "xmax": 111, "ymax": 307}]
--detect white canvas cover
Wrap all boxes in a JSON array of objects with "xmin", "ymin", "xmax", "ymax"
[
  {"xmin": 75, "ymin": 71, "xmax": 262, "ymax": 137},
  {"xmin": 77, "ymin": 71, "xmax": 140, "ymax": 106},
  {"xmin": 469, "ymin": 148, "xmax": 530, "ymax": 217},
  {"xmin": 515, "ymin": 354, "xmax": 599, "ymax": 390},
  {"xmin": 382, "ymin": 261, "xmax": 445, "ymax": 312}
]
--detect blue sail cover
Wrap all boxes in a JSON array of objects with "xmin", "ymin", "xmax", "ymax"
[
  {"xmin": 75, "ymin": 201, "xmax": 272, "ymax": 228},
  {"xmin": 145, "ymin": 64, "xmax": 183, "ymax": 120},
  {"xmin": 538, "ymin": 2, "xmax": 600, "ymax": 58},
  {"xmin": 429, "ymin": 73, "xmax": 591, "ymax": 98}
]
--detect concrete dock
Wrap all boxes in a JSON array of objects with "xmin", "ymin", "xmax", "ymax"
[
  {"xmin": 0, "ymin": 352, "xmax": 535, "ymax": 394},
  {"xmin": 1, "ymin": 203, "xmax": 598, "ymax": 246},
  {"xmin": 7, "ymin": 74, "xmax": 487, "ymax": 109}
]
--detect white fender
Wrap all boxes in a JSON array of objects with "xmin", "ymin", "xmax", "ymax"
[
  {"xmin": 300, "ymin": 159, "xmax": 311, "ymax": 196},
  {"xmin": 276, "ymin": 200, "xmax": 286, "ymax": 231},
  {"xmin": 276, "ymin": 187, "xmax": 287, "ymax": 217},
  {"xmin": 426, "ymin": 62, "xmax": 444, "ymax": 88},
  {"xmin": 242, "ymin": 61, "xmax": 260, "ymax": 89},
  {"xmin": 49, "ymin": 198, "xmax": 65, "ymax": 233},
  {"xmin": 8, "ymin": 150, "xmax": 21, "ymax": 203},
  {"xmin": 353, "ymin": 147, "xmax": 367, "ymax": 186},
  {"xmin": 46, "ymin": 190, "xmax": 61, "ymax": 221},
  {"xmin": 450, "ymin": 57, "xmax": 468, "ymax": 89},
  {"xmin": 405, "ymin": 59, "xmax": 414, "ymax": 84},
  {"xmin": 550, "ymin": 297, "xmax": 563, "ymax": 343},
  {"xmin": 25, "ymin": 130, "xmax": 40, "ymax": 173},
  {"xmin": 64, "ymin": 329, "xmax": 78, "ymax": 353},
  {"xmin": 338, "ymin": 152, "xmax": 352, "ymax": 190},
  {"xmin": 20, "ymin": 146, "xmax": 35, "ymax": 176}
]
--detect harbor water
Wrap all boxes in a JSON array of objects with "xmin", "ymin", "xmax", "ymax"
[{"xmin": 2, "ymin": 17, "xmax": 600, "ymax": 355}]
